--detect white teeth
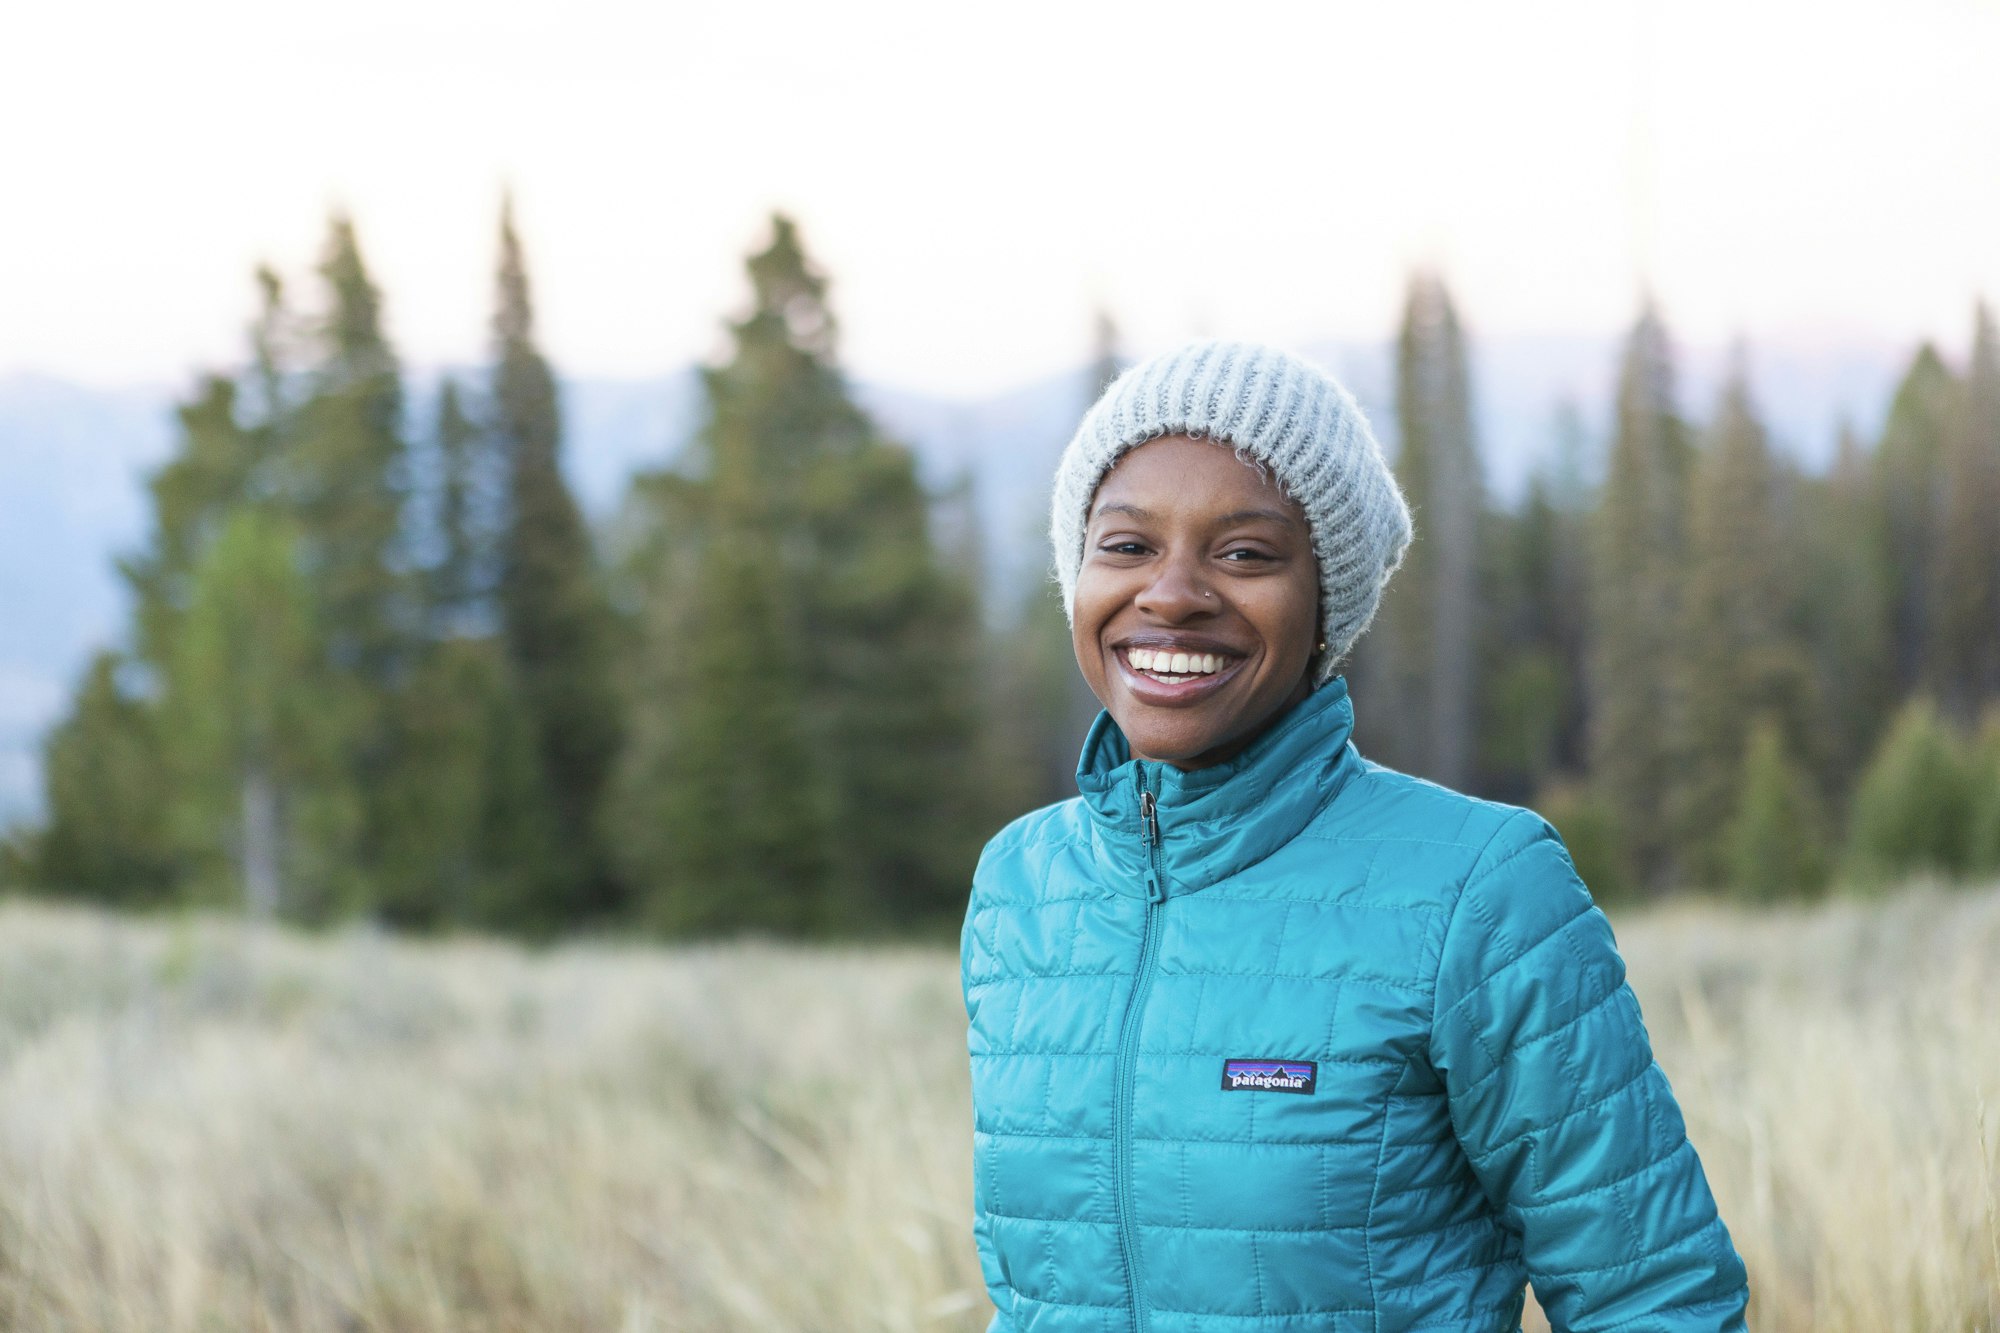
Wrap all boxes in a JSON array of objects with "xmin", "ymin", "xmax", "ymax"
[{"xmin": 1128, "ymin": 647, "xmax": 1232, "ymax": 678}]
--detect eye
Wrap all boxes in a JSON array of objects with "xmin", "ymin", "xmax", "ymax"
[
  {"xmin": 1098, "ymin": 540, "xmax": 1150, "ymax": 556},
  {"xmin": 1220, "ymin": 547, "xmax": 1274, "ymax": 562}
]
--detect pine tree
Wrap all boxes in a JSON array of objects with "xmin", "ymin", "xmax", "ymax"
[
  {"xmin": 489, "ymin": 196, "xmax": 626, "ymax": 923},
  {"xmin": 608, "ymin": 212, "xmax": 985, "ymax": 934},
  {"xmin": 1478, "ymin": 406, "xmax": 1593, "ymax": 801},
  {"xmin": 1932, "ymin": 303, "xmax": 2000, "ymax": 726},
  {"xmin": 1874, "ymin": 345, "xmax": 1961, "ymax": 697},
  {"xmin": 32, "ymin": 651, "xmax": 177, "ymax": 904},
  {"xmin": 1727, "ymin": 714, "xmax": 1828, "ymax": 901},
  {"xmin": 1842, "ymin": 696, "xmax": 1974, "ymax": 891},
  {"xmin": 429, "ymin": 375, "xmax": 496, "ymax": 638},
  {"xmin": 155, "ymin": 507, "xmax": 360, "ymax": 919},
  {"xmin": 1365, "ymin": 272, "xmax": 1483, "ymax": 786},
  {"xmin": 1587, "ymin": 301, "xmax": 1696, "ymax": 891},
  {"xmin": 1675, "ymin": 354, "xmax": 1817, "ymax": 888},
  {"xmin": 119, "ymin": 376, "xmax": 265, "ymax": 674},
  {"xmin": 372, "ymin": 635, "xmax": 562, "ymax": 932},
  {"xmin": 287, "ymin": 214, "xmax": 421, "ymax": 687},
  {"xmin": 1796, "ymin": 419, "xmax": 1898, "ymax": 817}
]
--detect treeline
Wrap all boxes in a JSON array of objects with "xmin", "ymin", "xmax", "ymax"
[
  {"xmin": 3, "ymin": 210, "xmax": 1996, "ymax": 934},
  {"xmin": 1346, "ymin": 277, "xmax": 2000, "ymax": 902},
  {"xmin": 7, "ymin": 206, "xmax": 995, "ymax": 938}
]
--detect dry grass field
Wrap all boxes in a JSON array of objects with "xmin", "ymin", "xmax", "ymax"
[{"xmin": 0, "ymin": 885, "xmax": 1995, "ymax": 1332}]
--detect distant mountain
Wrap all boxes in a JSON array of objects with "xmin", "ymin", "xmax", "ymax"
[{"xmin": 0, "ymin": 332, "xmax": 1909, "ymax": 828}]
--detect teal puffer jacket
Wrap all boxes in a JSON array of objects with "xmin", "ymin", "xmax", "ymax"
[{"xmin": 960, "ymin": 677, "xmax": 1748, "ymax": 1333}]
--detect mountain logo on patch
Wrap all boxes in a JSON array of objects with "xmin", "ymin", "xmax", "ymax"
[{"xmin": 1221, "ymin": 1058, "xmax": 1317, "ymax": 1094}]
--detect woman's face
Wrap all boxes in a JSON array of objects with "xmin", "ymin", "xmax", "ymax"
[{"xmin": 1072, "ymin": 435, "xmax": 1321, "ymax": 770}]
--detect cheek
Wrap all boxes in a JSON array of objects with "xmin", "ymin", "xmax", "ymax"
[
  {"xmin": 1069, "ymin": 571, "xmax": 1120, "ymax": 665},
  {"xmin": 1256, "ymin": 580, "xmax": 1320, "ymax": 663}
]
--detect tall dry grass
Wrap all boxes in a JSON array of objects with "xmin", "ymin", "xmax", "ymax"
[{"xmin": 0, "ymin": 885, "xmax": 1993, "ymax": 1331}]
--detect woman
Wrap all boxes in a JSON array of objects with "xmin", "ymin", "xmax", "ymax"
[{"xmin": 959, "ymin": 339, "xmax": 1748, "ymax": 1333}]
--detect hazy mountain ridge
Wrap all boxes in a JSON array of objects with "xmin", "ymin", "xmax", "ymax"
[{"xmin": 0, "ymin": 333, "xmax": 1906, "ymax": 826}]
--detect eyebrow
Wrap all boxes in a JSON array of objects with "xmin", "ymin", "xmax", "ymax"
[
  {"xmin": 1091, "ymin": 502, "xmax": 1298, "ymax": 528},
  {"xmin": 1217, "ymin": 507, "xmax": 1299, "ymax": 527}
]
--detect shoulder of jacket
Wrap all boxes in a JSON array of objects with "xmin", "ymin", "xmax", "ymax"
[
  {"xmin": 1316, "ymin": 757, "xmax": 1546, "ymax": 868},
  {"xmin": 971, "ymin": 797, "xmax": 1094, "ymax": 901}
]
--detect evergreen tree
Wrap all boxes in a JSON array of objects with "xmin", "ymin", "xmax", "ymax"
[
  {"xmin": 489, "ymin": 196, "xmax": 626, "ymax": 922},
  {"xmin": 1842, "ymin": 695, "xmax": 1974, "ymax": 891},
  {"xmin": 1727, "ymin": 714, "xmax": 1828, "ymax": 901},
  {"xmin": 1873, "ymin": 345, "xmax": 1961, "ymax": 697},
  {"xmin": 1365, "ymin": 272, "xmax": 1483, "ymax": 786},
  {"xmin": 1587, "ymin": 301, "xmax": 1695, "ymax": 891},
  {"xmin": 429, "ymin": 375, "xmax": 496, "ymax": 638},
  {"xmin": 119, "ymin": 376, "xmax": 265, "ymax": 674},
  {"xmin": 373, "ymin": 635, "xmax": 561, "ymax": 932},
  {"xmin": 1796, "ymin": 419, "xmax": 1898, "ymax": 817},
  {"xmin": 32, "ymin": 652, "xmax": 177, "ymax": 904},
  {"xmin": 1478, "ymin": 406, "xmax": 1593, "ymax": 801},
  {"xmin": 609, "ymin": 212, "xmax": 985, "ymax": 934},
  {"xmin": 287, "ymin": 214, "xmax": 421, "ymax": 687},
  {"xmin": 1675, "ymin": 354, "xmax": 1817, "ymax": 888},
  {"xmin": 156, "ymin": 507, "xmax": 359, "ymax": 919},
  {"xmin": 1932, "ymin": 303, "xmax": 2000, "ymax": 726}
]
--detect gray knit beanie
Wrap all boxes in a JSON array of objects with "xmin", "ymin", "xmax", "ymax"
[{"xmin": 1050, "ymin": 337, "xmax": 1414, "ymax": 688}]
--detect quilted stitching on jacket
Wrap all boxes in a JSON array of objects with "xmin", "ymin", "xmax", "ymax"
[{"xmin": 960, "ymin": 677, "xmax": 1749, "ymax": 1333}]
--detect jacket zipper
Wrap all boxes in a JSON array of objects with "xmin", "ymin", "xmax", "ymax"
[{"xmin": 1114, "ymin": 766, "xmax": 1167, "ymax": 1332}]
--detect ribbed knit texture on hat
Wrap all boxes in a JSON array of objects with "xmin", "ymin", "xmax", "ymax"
[{"xmin": 1050, "ymin": 338, "xmax": 1414, "ymax": 688}]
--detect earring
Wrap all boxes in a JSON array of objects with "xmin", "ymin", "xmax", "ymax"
[{"xmin": 1316, "ymin": 640, "xmax": 1327, "ymax": 653}]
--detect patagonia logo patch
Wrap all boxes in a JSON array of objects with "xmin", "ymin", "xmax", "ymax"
[{"xmin": 1221, "ymin": 1058, "xmax": 1317, "ymax": 1094}]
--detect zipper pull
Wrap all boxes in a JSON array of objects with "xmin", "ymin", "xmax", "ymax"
[{"xmin": 1138, "ymin": 788, "xmax": 1165, "ymax": 902}]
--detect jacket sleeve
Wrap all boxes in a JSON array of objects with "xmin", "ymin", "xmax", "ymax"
[
  {"xmin": 1429, "ymin": 811, "xmax": 1750, "ymax": 1333},
  {"xmin": 960, "ymin": 878, "xmax": 1019, "ymax": 1333}
]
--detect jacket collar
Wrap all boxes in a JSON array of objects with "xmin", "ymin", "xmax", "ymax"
[{"xmin": 1073, "ymin": 674, "xmax": 1362, "ymax": 898}]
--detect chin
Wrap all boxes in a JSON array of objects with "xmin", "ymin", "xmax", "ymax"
[{"xmin": 1122, "ymin": 717, "xmax": 1235, "ymax": 765}]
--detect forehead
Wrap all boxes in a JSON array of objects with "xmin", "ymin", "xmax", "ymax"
[{"xmin": 1089, "ymin": 435, "xmax": 1299, "ymax": 522}]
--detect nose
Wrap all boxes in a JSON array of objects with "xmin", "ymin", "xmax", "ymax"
[{"xmin": 1134, "ymin": 550, "xmax": 1216, "ymax": 622}]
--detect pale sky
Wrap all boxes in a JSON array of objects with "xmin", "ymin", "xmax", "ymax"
[{"xmin": 4, "ymin": 0, "xmax": 1998, "ymax": 397}]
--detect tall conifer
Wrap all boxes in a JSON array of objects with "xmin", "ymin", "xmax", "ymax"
[
  {"xmin": 1676, "ymin": 355, "xmax": 1816, "ymax": 887},
  {"xmin": 608, "ymin": 213, "xmax": 984, "ymax": 933},
  {"xmin": 1369, "ymin": 272, "xmax": 1483, "ymax": 786},
  {"xmin": 33, "ymin": 652, "xmax": 176, "ymax": 903},
  {"xmin": 287, "ymin": 215, "xmax": 420, "ymax": 686},
  {"xmin": 1588, "ymin": 302, "xmax": 1694, "ymax": 891},
  {"xmin": 1933, "ymin": 303, "xmax": 2000, "ymax": 725},
  {"xmin": 1797, "ymin": 421, "xmax": 1898, "ymax": 813},
  {"xmin": 1874, "ymin": 345, "xmax": 1960, "ymax": 697},
  {"xmin": 490, "ymin": 196, "xmax": 626, "ymax": 922},
  {"xmin": 157, "ymin": 506, "xmax": 359, "ymax": 919}
]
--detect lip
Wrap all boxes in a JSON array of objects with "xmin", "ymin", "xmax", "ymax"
[{"xmin": 1114, "ymin": 644, "xmax": 1249, "ymax": 707}]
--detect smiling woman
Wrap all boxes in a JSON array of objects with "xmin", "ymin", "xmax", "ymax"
[
  {"xmin": 1071, "ymin": 437, "xmax": 1321, "ymax": 770},
  {"xmin": 959, "ymin": 339, "xmax": 1749, "ymax": 1333}
]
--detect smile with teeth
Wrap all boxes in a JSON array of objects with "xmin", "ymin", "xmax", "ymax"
[{"xmin": 1125, "ymin": 647, "xmax": 1232, "ymax": 682}]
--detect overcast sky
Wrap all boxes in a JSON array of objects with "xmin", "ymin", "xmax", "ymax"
[{"xmin": 4, "ymin": 0, "xmax": 1997, "ymax": 397}]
